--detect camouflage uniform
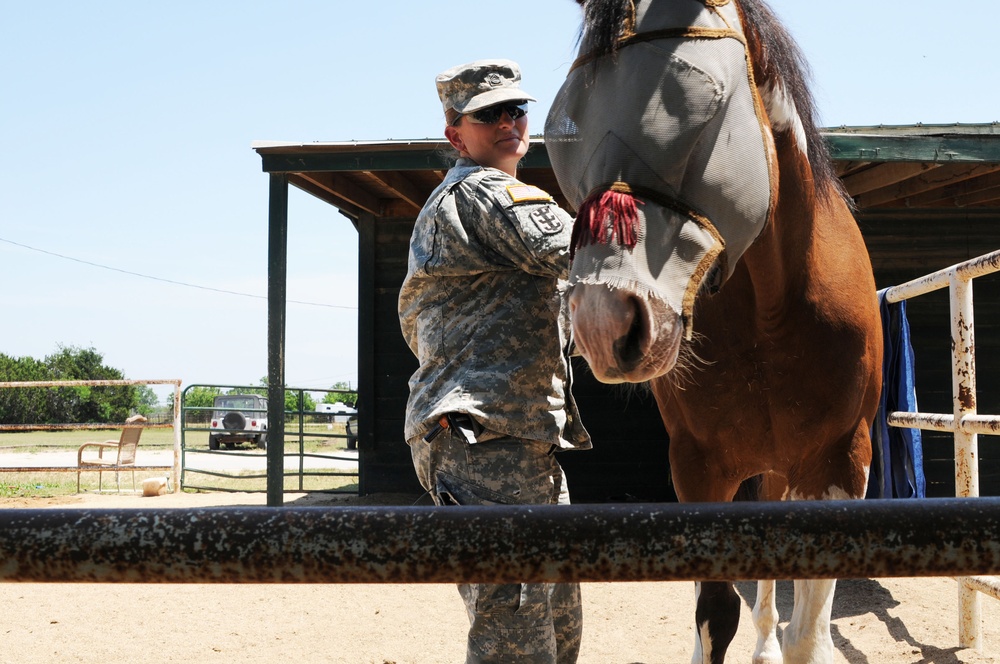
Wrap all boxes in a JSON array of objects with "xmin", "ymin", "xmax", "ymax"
[
  {"xmin": 399, "ymin": 159, "xmax": 589, "ymax": 451},
  {"xmin": 399, "ymin": 150, "xmax": 591, "ymax": 662}
]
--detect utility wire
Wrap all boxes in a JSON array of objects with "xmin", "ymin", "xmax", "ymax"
[{"xmin": 0, "ymin": 235, "xmax": 356, "ymax": 310}]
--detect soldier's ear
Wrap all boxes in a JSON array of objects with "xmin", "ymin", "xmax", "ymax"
[{"xmin": 445, "ymin": 125, "xmax": 466, "ymax": 154}]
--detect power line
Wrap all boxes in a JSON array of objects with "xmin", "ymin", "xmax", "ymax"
[{"xmin": 0, "ymin": 235, "xmax": 356, "ymax": 310}]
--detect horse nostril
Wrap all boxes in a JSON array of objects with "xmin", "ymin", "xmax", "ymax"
[{"xmin": 612, "ymin": 297, "xmax": 646, "ymax": 372}]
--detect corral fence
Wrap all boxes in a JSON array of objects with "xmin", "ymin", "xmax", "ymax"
[
  {"xmin": 883, "ymin": 248, "xmax": 1000, "ymax": 650},
  {"xmin": 180, "ymin": 384, "xmax": 359, "ymax": 495},
  {"xmin": 2, "ymin": 259, "xmax": 1000, "ymax": 655},
  {"xmin": 0, "ymin": 379, "xmax": 181, "ymax": 490}
]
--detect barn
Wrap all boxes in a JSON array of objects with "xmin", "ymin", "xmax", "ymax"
[{"xmin": 253, "ymin": 122, "xmax": 1000, "ymax": 502}]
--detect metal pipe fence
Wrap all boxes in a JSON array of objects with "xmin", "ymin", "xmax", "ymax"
[
  {"xmin": 179, "ymin": 384, "xmax": 359, "ymax": 495},
  {"xmin": 0, "ymin": 379, "xmax": 181, "ymax": 491},
  {"xmin": 1, "ymin": 499, "xmax": 998, "ymax": 584},
  {"xmin": 884, "ymin": 248, "xmax": 1000, "ymax": 649}
]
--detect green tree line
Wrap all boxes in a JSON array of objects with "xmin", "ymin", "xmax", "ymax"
[{"xmin": 0, "ymin": 345, "xmax": 157, "ymax": 425}]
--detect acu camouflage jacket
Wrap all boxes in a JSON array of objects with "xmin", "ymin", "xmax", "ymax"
[{"xmin": 398, "ymin": 158, "xmax": 591, "ymax": 450}]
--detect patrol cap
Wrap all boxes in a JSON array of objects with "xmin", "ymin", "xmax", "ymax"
[{"xmin": 436, "ymin": 59, "xmax": 537, "ymax": 116}]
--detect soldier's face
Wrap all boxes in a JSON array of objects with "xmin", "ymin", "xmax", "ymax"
[{"xmin": 445, "ymin": 107, "xmax": 529, "ymax": 176}]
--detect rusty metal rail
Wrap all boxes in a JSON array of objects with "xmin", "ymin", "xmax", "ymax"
[
  {"xmin": 962, "ymin": 575, "xmax": 1000, "ymax": 602},
  {"xmin": 0, "ymin": 466, "xmax": 171, "ymax": 474},
  {"xmin": 1, "ymin": 499, "xmax": 999, "ymax": 584},
  {"xmin": 0, "ymin": 423, "xmax": 176, "ymax": 431}
]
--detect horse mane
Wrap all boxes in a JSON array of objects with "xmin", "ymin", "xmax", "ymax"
[
  {"xmin": 734, "ymin": 0, "xmax": 846, "ymax": 202},
  {"xmin": 577, "ymin": 0, "xmax": 847, "ymax": 203},
  {"xmin": 576, "ymin": 0, "xmax": 632, "ymax": 57}
]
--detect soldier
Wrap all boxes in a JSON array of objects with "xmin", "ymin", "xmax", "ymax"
[{"xmin": 398, "ymin": 59, "xmax": 591, "ymax": 663}]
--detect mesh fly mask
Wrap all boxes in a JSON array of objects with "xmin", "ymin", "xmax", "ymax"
[{"xmin": 544, "ymin": 0, "xmax": 776, "ymax": 338}]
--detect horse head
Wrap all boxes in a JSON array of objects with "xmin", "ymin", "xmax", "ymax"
[{"xmin": 546, "ymin": 0, "xmax": 831, "ymax": 384}]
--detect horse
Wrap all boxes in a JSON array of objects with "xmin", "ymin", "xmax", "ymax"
[{"xmin": 544, "ymin": 1, "xmax": 882, "ymax": 662}]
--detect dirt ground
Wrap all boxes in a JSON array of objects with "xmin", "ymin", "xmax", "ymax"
[{"xmin": 1, "ymin": 490, "xmax": 998, "ymax": 664}]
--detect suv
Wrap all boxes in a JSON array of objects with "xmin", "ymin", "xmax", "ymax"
[{"xmin": 208, "ymin": 394, "xmax": 268, "ymax": 450}]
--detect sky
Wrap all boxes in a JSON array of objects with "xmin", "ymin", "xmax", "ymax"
[{"xmin": 1, "ymin": 1, "xmax": 997, "ymax": 403}]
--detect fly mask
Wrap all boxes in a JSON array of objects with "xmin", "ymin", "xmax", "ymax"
[{"xmin": 544, "ymin": 0, "xmax": 776, "ymax": 339}]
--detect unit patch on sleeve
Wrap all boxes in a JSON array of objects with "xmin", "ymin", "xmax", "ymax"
[
  {"xmin": 529, "ymin": 205, "xmax": 563, "ymax": 235},
  {"xmin": 506, "ymin": 183, "xmax": 553, "ymax": 204}
]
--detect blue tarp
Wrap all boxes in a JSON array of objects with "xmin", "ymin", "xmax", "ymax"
[{"xmin": 868, "ymin": 289, "xmax": 926, "ymax": 499}]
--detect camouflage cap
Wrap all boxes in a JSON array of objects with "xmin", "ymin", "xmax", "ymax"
[{"xmin": 436, "ymin": 59, "xmax": 537, "ymax": 116}]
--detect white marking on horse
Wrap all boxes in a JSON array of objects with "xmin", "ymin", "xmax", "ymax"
[
  {"xmin": 768, "ymin": 489, "xmax": 839, "ymax": 661},
  {"xmin": 694, "ymin": 621, "xmax": 714, "ymax": 664},
  {"xmin": 752, "ymin": 580, "xmax": 782, "ymax": 663},
  {"xmin": 760, "ymin": 79, "xmax": 808, "ymax": 157},
  {"xmin": 783, "ymin": 578, "xmax": 837, "ymax": 663},
  {"xmin": 790, "ymin": 484, "xmax": 857, "ymax": 501},
  {"xmin": 691, "ymin": 582, "xmax": 713, "ymax": 664}
]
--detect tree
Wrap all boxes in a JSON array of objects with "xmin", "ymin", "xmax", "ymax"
[
  {"xmin": 135, "ymin": 386, "xmax": 159, "ymax": 416},
  {"xmin": 44, "ymin": 345, "xmax": 136, "ymax": 423},
  {"xmin": 322, "ymin": 381, "xmax": 358, "ymax": 407},
  {"xmin": 253, "ymin": 377, "xmax": 316, "ymax": 413},
  {"xmin": 0, "ymin": 346, "xmax": 141, "ymax": 424},
  {"xmin": 0, "ymin": 353, "xmax": 49, "ymax": 424},
  {"xmin": 173, "ymin": 385, "xmax": 222, "ymax": 424},
  {"xmin": 290, "ymin": 391, "xmax": 317, "ymax": 413}
]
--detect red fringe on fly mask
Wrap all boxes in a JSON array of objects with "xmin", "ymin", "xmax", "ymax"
[{"xmin": 570, "ymin": 182, "xmax": 643, "ymax": 258}]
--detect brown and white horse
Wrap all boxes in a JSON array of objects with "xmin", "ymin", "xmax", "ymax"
[{"xmin": 545, "ymin": 0, "xmax": 882, "ymax": 662}]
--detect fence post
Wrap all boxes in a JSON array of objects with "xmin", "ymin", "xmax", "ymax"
[
  {"xmin": 267, "ymin": 173, "xmax": 289, "ymax": 507},
  {"xmin": 951, "ymin": 274, "xmax": 982, "ymax": 648},
  {"xmin": 172, "ymin": 381, "xmax": 181, "ymax": 493}
]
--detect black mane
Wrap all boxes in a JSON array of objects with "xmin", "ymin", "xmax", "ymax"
[
  {"xmin": 578, "ymin": 0, "xmax": 633, "ymax": 56},
  {"xmin": 736, "ymin": 0, "xmax": 843, "ymax": 198}
]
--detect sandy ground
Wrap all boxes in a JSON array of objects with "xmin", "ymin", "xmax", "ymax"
[{"xmin": 1, "ymin": 490, "xmax": 999, "ymax": 664}]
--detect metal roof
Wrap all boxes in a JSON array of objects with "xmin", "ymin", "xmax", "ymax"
[{"xmin": 253, "ymin": 123, "xmax": 1000, "ymax": 220}]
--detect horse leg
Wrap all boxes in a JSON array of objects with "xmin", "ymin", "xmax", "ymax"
[
  {"xmin": 779, "ymin": 425, "xmax": 870, "ymax": 663},
  {"xmin": 781, "ymin": 579, "xmax": 837, "ymax": 663},
  {"xmin": 692, "ymin": 581, "xmax": 741, "ymax": 664},
  {"xmin": 670, "ymin": 443, "xmax": 748, "ymax": 664},
  {"xmin": 752, "ymin": 580, "xmax": 781, "ymax": 663},
  {"xmin": 752, "ymin": 472, "xmax": 786, "ymax": 663}
]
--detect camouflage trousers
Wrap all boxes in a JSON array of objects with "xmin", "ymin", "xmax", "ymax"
[{"xmin": 410, "ymin": 428, "xmax": 583, "ymax": 664}]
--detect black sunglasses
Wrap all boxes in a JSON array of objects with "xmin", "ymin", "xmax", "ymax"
[{"xmin": 458, "ymin": 102, "xmax": 529, "ymax": 126}]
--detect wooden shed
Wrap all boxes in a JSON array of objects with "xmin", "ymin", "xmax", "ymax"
[{"xmin": 254, "ymin": 122, "xmax": 1000, "ymax": 502}]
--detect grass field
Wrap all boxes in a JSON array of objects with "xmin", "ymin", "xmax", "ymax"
[
  {"xmin": 0, "ymin": 424, "xmax": 359, "ymax": 498},
  {"xmin": 0, "ymin": 422, "xmax": 353, "ymax": 453}
]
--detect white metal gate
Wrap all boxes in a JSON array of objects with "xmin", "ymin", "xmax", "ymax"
[{"xmin": 883, "ymin": 249, "xmax": 1000, "ymax": 649}]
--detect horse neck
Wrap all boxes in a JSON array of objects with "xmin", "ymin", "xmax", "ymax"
[
  {"xmin": 742, "ymin": 131, "xmax": 825, "ymax": 315},
  {"xmin": 735, "ymin": 0, "xmax": 840, "ymax": 309}
]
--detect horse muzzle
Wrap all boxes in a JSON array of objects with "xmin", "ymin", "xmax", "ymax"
[{"xmin": 569, "ymin": 283, "xmax": 683, "ymax": 384}]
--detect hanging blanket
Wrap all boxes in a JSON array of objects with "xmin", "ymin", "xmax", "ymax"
[{"xmin": 868, "ymin": 289, "xmax": 926, "ymax": 499}]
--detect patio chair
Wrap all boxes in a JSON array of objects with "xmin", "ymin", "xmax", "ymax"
[{"xmin": 76, "ymin": 414, "xmax": 147, "ymax": 493}]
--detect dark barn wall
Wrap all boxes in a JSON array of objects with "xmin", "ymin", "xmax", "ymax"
[
  {"xmin": 859, "ymin": 209, "xmax": 1000, "ymax": 497},
  {"xmin": 360, "ymin": 208, "xmax": 1000, "ymax": 501},
  {"xmin": 359, "ymin": 214, "xmax": 424, "ymax": 496},
  {"xmin": 358, "ymin": 215, "xmax": 674, "ymax": 503},
  {"xmin": 559, "ymin": 364, "xmax": 674, "ymax": 504}
]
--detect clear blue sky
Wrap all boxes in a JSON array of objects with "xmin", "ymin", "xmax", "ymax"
[{"xmin": 2, "ymin": 1, "xmax": 996, "ymax": 402}]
